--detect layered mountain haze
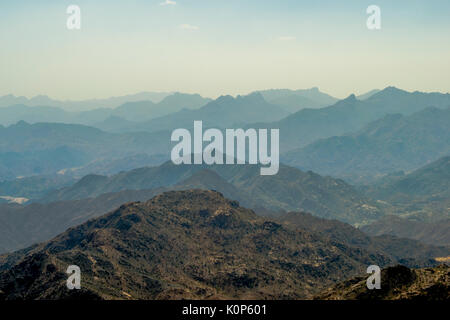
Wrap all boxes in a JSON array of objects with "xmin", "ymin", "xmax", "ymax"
[
  {"xmin": 41, "ymin": 161, "xmax": 383, "ymax": 225},
  {"xmin": 93, "ymin": 93, "xmax": 212, "ymax": 130},
  {"xmin": 0, "ymin": 85, "xmax": 449, "ymax": 301},
  {"xmin": 283, "ymin": 107, "xmax": 450, "ymax": 183},
  {"xmin": 126, "ymin": 92, "xmax": 290, "ymax": 133},
  {"xmin": 0, "ymin": 93, "xmax": 211, "ymax": 127},
  {"xmin": 0, "ymin": 121, "xmax": 171, "ymax": 180},
  {"xmin": 2, "ymin": 87, "xmax": 449, "ymax": 183},
  {"xmin": 363, "ymin": 156, "xmax": 450, "ymax": 202},
  {"xmin": 0, "ymin": 105, "xmax": 71, "ymax": 127},
  {"xmin": 0, "ymin": 146, "xmax": 91, "ymax": 181},
  {"xmin": 3, "ymin": 0, "xmax": 450, "ymax": 303},
  {"xmin": 0, "ymin": 92, "xmax": 173, "ymax": 111},
  {"xmin": 252, "ymin": 87, "xmax": 450, "ymax": 153},
  {"xmin": 0, "ymin": 190, "xmax": 445, "ymax": 300}
]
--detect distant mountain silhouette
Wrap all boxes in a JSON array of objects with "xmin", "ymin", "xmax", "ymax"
[
  {"xmin": 356, "ymin": 89, "xmax": 381, "ymax": 100},
  {"xmin": 127, "ymin": 93, "xmax": 290, "ymax": 133},
  {"xmin": 257, "ymin": 87, "xmax": 338, "ymax": 112},
  {"xmin": 0, "ymin": 92, "xmax": 173, "ymax": 111},
  {"xmin": 107, "ymin": 93, "xmax": 211, "ymax": 123},
  {"xmin": 0, "ymin": 93, "xmax": 211, "ymax": 127},
  {"xmin": 0, "ymin": 105, "xmax": 72, "ymax": 127}
]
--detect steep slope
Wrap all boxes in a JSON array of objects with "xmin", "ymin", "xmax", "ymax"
[
  {"xmin": 42, "ymin": 162, "xmax": 383, "ymax": 225},
  {"xmin": 316, "ymin": 265, "xmax": 449, "ymax": 300},
  {"xmin": 0, "ymin": 190, "xmax": 393, "ymax": 300},
  {"xmin": 283, "ymin": 107, "xmax": 450, "ymax": 183}
]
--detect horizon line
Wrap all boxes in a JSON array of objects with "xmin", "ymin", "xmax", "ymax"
[{"xmin": 1, "ymin": 86, "xmax": 450, "ymax": 103}]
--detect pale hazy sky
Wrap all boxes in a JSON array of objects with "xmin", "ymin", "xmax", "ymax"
[{"xmin": 1, "ymin": 0, "xmax": 449, "ymax": 100}]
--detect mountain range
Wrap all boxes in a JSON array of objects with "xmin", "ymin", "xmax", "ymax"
[
  {"xmin": 252, "ymin": 87, "xmax": 450, "ymax": 153},
  {"xmin": 0, "ymin": 86, "xmax": 449, "ymax": 300},
  {"xmin": 2, "ymin": 86, "xmax": 449, "ymax": 183},
  {"xmin": 40, "ymin": 161, "xmax": 384, "ymax": 225},
  {"xmin": 0, "ymin": 121, "xmax": 171, "ymax": 180},
  {"xmin": 0, "ymin": 190, "xmax": 446, "ymax": 300},
  {"xmin": 363, "ymin": 156, "xmax": 450, "ymax": 202},
  {"xmin": 360, "ymin": 156, "xmax": 450, "ymax": 222},
  {"xmin": 4, "ymin": 166, "xmax": 449, "ymax": 255},
  {"xmin": 0, "ymin": 92, "xmax": 172, "ymax": 111},
  {"xmin": 0, "ymin": 93, "xmax": 211, "ymax": 127},
  {"xmin": 122, "ymin": 93, "xmax": 290, "ymax": 133},
  {"xmin": 256, "ymin": 87, "xmax": 338, "ymax": 112},
  {"xmin": 283, "ymin": 107, "xmax": 450, "ymax": 183}
]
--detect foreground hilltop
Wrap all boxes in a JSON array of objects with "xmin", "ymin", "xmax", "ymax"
[
  {"xmin": 316, "ymin": 265, "xmax": 449, "ymax": 300},
  {"xmin": 0, "ymin": 190, "xmax": 395, "ymax": 300}
]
